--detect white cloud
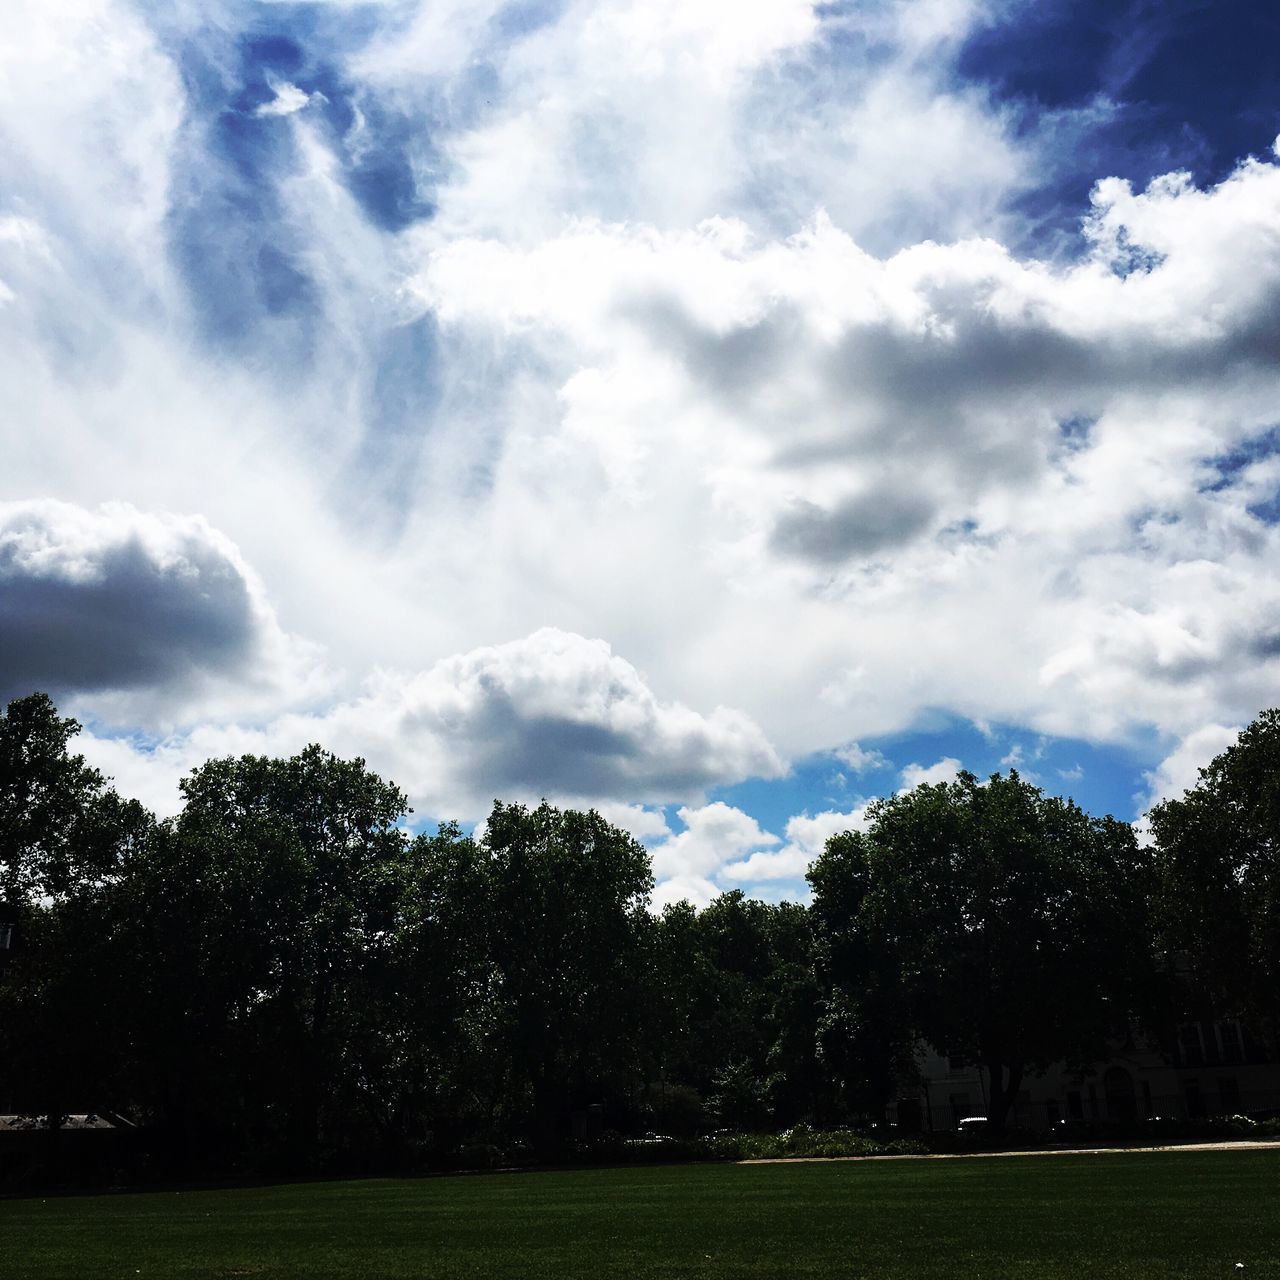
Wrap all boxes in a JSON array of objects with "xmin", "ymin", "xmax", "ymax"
[
  {"xmin": 721, "ymin": 805, "xmax": 871, "ymax": 883},
  {"xmin": 1129, "ymin": 721, "xmax": 1241, "ymax": 844},
  {"xmin": 591, "ymin": 801, "xmax": 673, "ymax": 843},
  {"xmin": 649, "ymin": 798, "xmax": 872, "ymax": 909},
  {"xmin": 651, "ymin": 801, "xmax": 780, "ymax": 883},
  {"xmin": 77, "ymin": 629, "xmax": 780, "ymax": 823},
  {"xmin": 650, "ymin": 873, "xmax": 723, "ymax": 913},
  {"xmin": 832, "ymin": 741, "xmax": 890, "ymax": 773},
  {"xmin": 1140, "ymin": 723, "xmax": 1241, "ymax": 812},
  {"xmin": 786, "ymin": 806, "xmax": 874, "ymax": 848},
  {"xmin": 254, "ymin": 79, "xmax": 316, "ymax": 119},
  {"xmin": 899, "ymin": 757, "xmax": 964, "ymax": 790},
  {"xmin": 0, "ymin": 500, "xmax": 315, "ymax": 720},
  {"xmin": 408, "ymin": 146, "xmax": 1280, "ymax": 761}
]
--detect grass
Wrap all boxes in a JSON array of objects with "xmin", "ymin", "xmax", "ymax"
[{"xmin": 6, "ymin": 1149, "xmax": 1280, "ymax": 1278}]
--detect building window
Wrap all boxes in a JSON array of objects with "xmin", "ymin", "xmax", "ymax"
[
  {"xmin": 1066, "ymin": 1090, "xmax": 1083, "ymax": 1120},
  {"xmin": 949, "ymin": 1093, "xmax": 972, "ymax": 1126}
]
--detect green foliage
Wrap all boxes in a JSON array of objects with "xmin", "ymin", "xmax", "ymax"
[
  {"xmin": 1150, "ymin": 708, "xmax": 1280, "ymax": 1050},
  {"xmin": 0, "ymin": 694, "xmax": 154, "ymax": 1133},
  {"xmin": 655, "ymin": 891, "xmax": 823, "ymax": 1128},
  {"xmin": 0, "ymin": 692, "xmax": 150, "ymax": 903},
  {"xmin": 3, "ymin": 689, "xmax": 1277, "ymax": 1185},
  {"xmin": 810, "ymin": 771, "xmax": 1158, "ymax": 1127},
  {"xmin": 697, "ymin": 1123, "xmax": 927, "ymax": 1160},
  {"xmin": 478, "ymin": 800, "xmax": 656, "ymax": 1152},
  {"xmin": 120, "ymin": 745, "xmax": 416, "ymax": 1170}
]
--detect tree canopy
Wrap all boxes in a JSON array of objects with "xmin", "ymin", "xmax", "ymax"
[
  {"xmin": 0, "ymin": 692, "xmax": 149, "ymax": 903},
  {"xmin": 1150, "ymin": 709, "xmax": 1280, "ymax": 1052},
  {"xmin": 809, "ymin": 771, "xmax": 1156, "ymax": 1128},
  {"xmin": 1, "ymin": 690, "xmax": 1276, "ymax": 1179}
]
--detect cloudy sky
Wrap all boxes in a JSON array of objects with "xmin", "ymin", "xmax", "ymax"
[{"xmin": 4, "ymin": 0, "xmax": 1279, "ymax": 906}]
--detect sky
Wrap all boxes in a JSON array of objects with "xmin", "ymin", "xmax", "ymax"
[{"xmin": 3, "ymin": 0, "xmax": 1279, "ymax": 907}]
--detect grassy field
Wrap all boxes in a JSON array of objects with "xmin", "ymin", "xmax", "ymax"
[{"xmin": 6, "ymin": 1149, "xmax": 1280, "ymax": 1279}]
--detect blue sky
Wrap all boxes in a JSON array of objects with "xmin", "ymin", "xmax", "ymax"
[{"xmin": 2, "ymin": 0, "xmax": 1279, "ymax": 905}]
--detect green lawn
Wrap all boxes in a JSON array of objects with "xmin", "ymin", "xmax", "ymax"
[{"xmin": 7, "ymin": 1150, "xmax": 1279, "ymax": 1279}]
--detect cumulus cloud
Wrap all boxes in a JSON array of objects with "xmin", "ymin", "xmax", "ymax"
[
  {"xmin": 380, "ymin": 628, "xmax": 782, "ymax": 806},
  {"xmin": 409, "ymin": 143, "xmax": 1280, "ymax": 760},
  {"xmin": 78, "ymin": 629, "xmax": 780, "ymax": 822},
  {"xmin": 651, "ymin": 802, "xmax": 780, "ymax": 885},
  {"xmin": 899, "ymin": 757, "xmax": 964, "ymax": 790},
  {"xmin": 0, "ymin": 500, "xmax": 304, "ymax": 714},
  {"xmin": 650, "ymin": 873, "xmax": 723, "ymax": 914},
  {"xmin": 648, "ymin": 801, "xmax": 872, "ymax": 907},
  {"xmin": 1139, "ymin": 723, "xmax": 1241, "ymax": 813},
  {"xmin": 721, "ymin": 805, "xmax": 871, "ymax": 885}
]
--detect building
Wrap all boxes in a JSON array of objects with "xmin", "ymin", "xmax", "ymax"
[{"xmin": 891, "ymin": 1020, "xmax": 1280, "ymax": 1131}]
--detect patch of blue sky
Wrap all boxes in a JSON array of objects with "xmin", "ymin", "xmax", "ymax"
[
  {"xmin": 711, "ymin": 715, "xmax": 1162, "ymax": 838},
  {"xmin": 1200, "ymin": 427, "xmax": 1280, "ymax": 490},
  {"xmin": 492, "ymin": 0, "xmax": 573, "ymax": 44},
  {"xmin": 1197, "ymin": 429, "xmax": 1280, "ymax": 526},
  {"xmin": 953, "ymin": 0, "xmax": 1280, "ymax": 258},
  {"xmin": 1057, "ymin": 415, "xmax": 1096, "ymax": 449},
  {"xmin": 163, "ymin": 7, "xmax": 443, "ymax": 361},
  {"xmin": 166, "ymin": 39, "xmax": 319, "ymax": 354}
]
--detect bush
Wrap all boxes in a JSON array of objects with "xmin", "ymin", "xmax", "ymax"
[{"xmin": 688, "ymin": 1126, "xmax": 926, "ymax": 1162}]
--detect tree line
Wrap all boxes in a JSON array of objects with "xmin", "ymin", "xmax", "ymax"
[{"xmin": 1, "ymin": 692, "xmax": 1277, "ymax": 1177}]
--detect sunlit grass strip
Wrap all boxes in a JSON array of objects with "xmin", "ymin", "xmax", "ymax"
[{"xmin": 8, "ymin": 1149, "xmax": 1280, "ymax": 1279}]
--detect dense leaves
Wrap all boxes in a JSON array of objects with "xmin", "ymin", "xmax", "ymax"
[
  {"xmin": 479, "ymin": 802, "xmax": 654, "ymax": 1153},
  {"xmin": 0, "ymin": 692, "xmax": 150, "ymax": 902},
  {"xmin": 809, "ymin": 772, "xmax": 1158, "ymax": 1128},
  {"xmin": 1, "ymin": 692, "xmax": 1276, "ymax": 1177},
  {"xmin": 1150, "ymin": 709, "xmax": 1280, "ymax": 1052}
]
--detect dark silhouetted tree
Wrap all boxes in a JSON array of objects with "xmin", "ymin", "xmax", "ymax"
[
  {"xmin": 478, "ymin": 801, "xmax": 654, "ymax": 1154},
  {"xmin": 812, "ymin": 772, "xmax": 1155, "ymax": 1129},
  {"xmin": 1150, "ymin": 709, "xmax": 1280, "ymax": 1053}
]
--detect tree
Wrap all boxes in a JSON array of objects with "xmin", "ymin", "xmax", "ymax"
[
  {"xmin": 0, "ymin": 693, "xmax": 153, "ymax": 1162},
  {"xmin": 811, "ymin": 772, "xmax": 1155, "ymax": 1129},
  {"xmin": 1149, "ymin": 709, "xmax": 1280, "ymax": 1052},
  {"xmin": 338, "ymin": 822, "xmax": 495, "ymax": 1160},
  {"xmin": 478, "ymin": 801, "xmax": 654, "ymax": 1153},
  {"xmin": 0, "ymin": 692, "xmax": 149, "ymax": 904},
  {"xmin": 652, "ymin": 891, "xmax": 823, "ymax": 1128},
  {"xmin": 808, "ymin": 832, "xmax": 916, "ymax": 1119},
  {"xmin": 129, "ymin": 745, "xmax": 414, "ymax": 1171}
]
